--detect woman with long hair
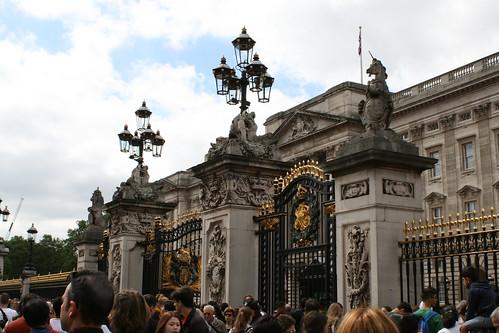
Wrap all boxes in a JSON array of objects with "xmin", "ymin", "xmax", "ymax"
[
  {"xmin": 155, "ymin": 311, "xmax": 182, "ymax": 333},
  {"xmin": 109, "ymin": 290, "xmax": 150, "ymax": 333},
  {"xmin": 326, "ymin": 303, "xmax": 344, "ymax": 333},
  {"xmin": 224, "ymin": 307, "xmax": 237, "ymax": 331},
  {"xmin": 230, "ymin": 306, "xmax": 253, "ymax": 333},
  {"xmin": 336, "ymin": 307, "xmax": 399, "ymax": 333}
]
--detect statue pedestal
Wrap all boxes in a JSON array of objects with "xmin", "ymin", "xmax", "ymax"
[
  {"xmin": 326, "ymin": 132, "xmax": 435, "ymax": 309},
  {"xmin": 191, "ymin": 154, "xmax": 290, "ymax": 305},
  {"xmin": 0, "ymin": 238, "xmax": 9, "ymax": 279}
]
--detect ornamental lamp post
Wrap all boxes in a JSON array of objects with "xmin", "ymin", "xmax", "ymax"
[
  {"xmin": 21, "ymin": 223, "xmax": 38, "ymax": 296},
  {"xmin": 212, "ymin": 27, "xmax": 274, "ymax": 114},
  {"xmin": 0, "ymin": 199, "xmax": 9, "ymax": 222},
  {"xmin": 118, "ymin": 101, "xmax": 165, "ymax": 165}
]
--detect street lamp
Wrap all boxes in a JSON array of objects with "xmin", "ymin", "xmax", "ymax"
[
  {"xmin": 0, "ymin": 199, "xmax": 9, "ymax": 223},
  {"xmin": 21, "ymin": 223, "xmax": 38, "ymax": 296},
  {"xmin": 212, "ymin": 27, "xmax": 274, "ymax": 114},
  {"xmin": 118, "ymin": 101, "xmax": 165, "ymax": 165}
]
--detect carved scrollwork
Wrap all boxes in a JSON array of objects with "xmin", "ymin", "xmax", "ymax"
[
  {"xmin": 290, "ymin": 115, "xmax": 317, "ymax": 139},
  {"xmin": 473, "ymin": 102, "xmax": 491, "ymax": 120},
  {"xmin": 341, "ymin": 180, "xmax": 369, "ymax": 200},
  {"xmin": 439, "ymin": 114, "xmax": 456, "ymax": 130},
  {"xmin": 110, "ymin": 212, "xmax": 152, "ymax": 236},
  {"xmin": 383, "ymin": 179, "xmax": 414, "ymax": 198},
  {"xmin": 207, "ymin": 225, "xmax": 226, "ymax": 303},
  {"xmin": 199, "ymin": 175, "xmax": 228, "ymax": 210},
  {"xmin": 409, "ymin": 124, "xmax": 424, "ymax": 140},
  {"xmin": 345, "ymin": 225, "xmax": 370, "ymax": 309},
  {"xmin": 111, "ymin": 244, "xmax": 121, "ymax": 292}
]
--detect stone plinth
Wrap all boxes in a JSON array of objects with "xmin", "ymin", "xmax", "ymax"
[
  {"xmin": 326, "ymin": 130, "xmax": 435, "ymax": 309},
  {"xmin": 191, "ymin": 154, "xmax": 290, "ymax": 305},
  {"xmin": 76, "ymin": 224, "xmax": 104, "ymax": 271},
  {"xmin": 0, "ymin": 238, "xmax": 9, "ymax": 279}
]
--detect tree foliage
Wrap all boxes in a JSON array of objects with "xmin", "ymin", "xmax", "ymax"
[{"xmin": 3, "ymin": 220, "xmax": 87, "ymax": 279}]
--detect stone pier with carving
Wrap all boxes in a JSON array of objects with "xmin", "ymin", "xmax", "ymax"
[{"xmin": 326, "ymin": 58, "xmax": 435, "ymax": 309}]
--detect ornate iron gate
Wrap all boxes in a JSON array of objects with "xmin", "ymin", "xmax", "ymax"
[
  {"xmin": 399, "ymin": 211, "xmax": 498, "ymax": 306},
  {"xmin": 257, "ymin": 161, "xmax": 336, "ymax": 312},
  {"xmin": 143, "ymin": 212, "xmax": 202, "ymax": 303}
]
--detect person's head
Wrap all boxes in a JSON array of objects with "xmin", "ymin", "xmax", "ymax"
[
  {"xmin": 52, "ymin": 296, "xmax": 63, "ymax": 318},
  {"xmin": 462, "ymin": 266, "xmax": 479, "ymax": 288},
  {"xmin": 421, "ymin": 287, "xmax": 438, "ymax": 307},
  {"xmin": 233, "ymin": 307, "xmax": 253, "ymax": 333},
  {"xmin": 246, "ymin": 300, "xmax": 261, "ymax": 322},
  {"xmin": 60, "ymin": 270, "xmax": 114, "ymax": 331},
  {"xmin": 144, "ymin": 294, "xmax": 157, "ymax": 313},
  {"xmin": 456, "ymin": 300, "xmax": 467, "ymax": 316},
  {"xmin": 155, "ymin": 311, "xmax": 181, "ymax": 333},
  {"xmin": 23, "ymin": 295, "xmax": 50, "ymax": 329},
  {"xmin": 224, "ymin": 306, "xmax": 236, "ymax": 324},
  {"xmin": 303, "ymin": 311, "xmax": 327, "ymax": 333},
  {"xmin": 304, "ymin": 298, "xmax": 320, "ymax": 313},
  {"xmin": 0, "ymin": 293, "xmax": 10, "ymax": 306},
  {"xmin": 277, "ymin": 314, "xmax": 296, "ymax": 333},
  {"xmin": 156, "ymin": 293, "xmax": 168, "ymax": 307},
  {"xmin": 399, "ymin": 313, "xmax": 420, "ymax": 333},
  {"xmin": 327, "ymin": 302, "xmax": 344, "ymax": 324},
  {"xmin": 381, "ymin": 306, "xmax": 392, "ymax": 315},
  {"xmin": 441, "ymin": 305, "xmax": 458, "ymax": 329},
  {"xmin": 394, "ymin": 302, "xmax": 413, "ymax": 315},
  {"xmin": 171, "ymin": 287, "xmax": 194, "ymax": 314},
  {"xmin": 243, "ymin": 295, "xmax": 255, "ymax": 306},
  {"xmin": 109, "ymin": 290, "xmax": 149, "ymax": 333},
  {"xmin": 336, "ymin": 307, "xmax": 399, "ymax": 333},
  {"xmin": 203, "ymin": 304, "xmax": 216, "ymax": 323},
  {"xmin": 490, "ymin": 307, "xmax": 499, "ymax": 332},
  {"xmin": 253, "ymin": 315, "xmax": 284, "ymax": 333}
]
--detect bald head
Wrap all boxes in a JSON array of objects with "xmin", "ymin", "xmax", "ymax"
[{"xmin": 203, "ymin": 304, "xmax": 215, "ymax": 323}]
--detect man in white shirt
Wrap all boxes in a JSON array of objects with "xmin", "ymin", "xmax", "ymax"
[{"xmin": 0, "ymin": 293, "xmax": 18, "ymax": 325}]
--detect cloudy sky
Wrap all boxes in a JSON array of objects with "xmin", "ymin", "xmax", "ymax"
[{"xmin": 1, "ymin": 0, "xmax": 498, "ymax": 240}]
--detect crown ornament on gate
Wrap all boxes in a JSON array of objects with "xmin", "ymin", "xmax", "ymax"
[{"xmin": 273, "ymin": 160, "xmax": 325, "ymax": 194}]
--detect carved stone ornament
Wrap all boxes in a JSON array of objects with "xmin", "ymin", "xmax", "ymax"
[
  {"xmin": 438, "ymin": 114, "xmax": 456, "ymax": 130},
  {"xmin": 345, "ymin": 225, "xmax": 370, "ymax": 309},
  {"xmin": 383, "ymin": 179, "xmax": 414, "ymax": 198},
  {"xmin": 457, "ymin": 185, "xmax": 481, "ymax": 200},
  {"xmin": 290, "ymin": 115, "xmax": 317, "ymax": 139},
  {"xmin": 112, "ymin": 165, "xmax": 159, "ymax": 202},
  {"xmin": 358, "ymin": 58, "xmax": 394, "ymax": 131},
  {"xmin": 424, "ymin": 192, "xmax": 446, "ymax": 206},
  {"xmin": 206, "ymin": 111, "xmax": 276, "ymax": 160},
  {"xmin": 110, "ymin": 212, "xmax": 153, "ymax": 236},
  {"xmin": 207, "ymin": 225, "xmax": 226, "ymax": 303},
  {"xmin": 111, "ymin": 244, "xmax": 121, "ymax": 293},
  {"xmin": 473, "ymin": 102, "xmax": 491, "ymax": 120},
  {"xmin": 341, "ymin": 180, "xmax": 369, "ymax": 200},
  {"xmin": 199, "ymin": 175, "xmax": 228, "ymax": 210},
  {"xmin": 409, "ymin": 124, "xmax": 424, "ymax": 140},
  {"xmin": 88, "ymin": 187, "xmax": 105, "ymax": 228}
]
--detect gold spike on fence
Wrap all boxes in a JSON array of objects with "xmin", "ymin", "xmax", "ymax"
[{"xmin": 403, "ymin": 207, "xmax": 498, "ymax": 240}]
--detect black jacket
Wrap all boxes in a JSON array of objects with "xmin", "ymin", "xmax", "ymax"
[
  {"xmin": 181, "ymin": 308, "xmax": 209, "ymax": 333},
  {"xmin": 466, "ymin": 281, "xmax": 497, "ymax": 320}
]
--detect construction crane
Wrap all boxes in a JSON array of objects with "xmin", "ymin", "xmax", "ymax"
[{"xmin": 5, "ymin": 197, "xmax": 23, "ymax": 241}]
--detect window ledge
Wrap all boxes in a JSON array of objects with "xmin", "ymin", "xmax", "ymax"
[{"xmin": 462, "ymin": 169, "xmax": 475, "ymax": 176}]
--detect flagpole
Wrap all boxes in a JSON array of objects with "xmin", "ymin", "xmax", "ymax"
[{"xmin": 359, "ymin": 26, "xmax": 363, "ymax": 85}]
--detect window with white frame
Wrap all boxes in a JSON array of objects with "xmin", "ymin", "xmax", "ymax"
[
  {"xmin": 432, "ymin": 207, "xmax": 443, "ymax": 223},
  {"xmin": 429, "ymin": 150, "xmax": 441, "ymax": 178},
  {"xmin": 462, "ymin": 141, "xmax": 475, "ymax": 171},
  {"xmin": 464, "ymin": 200, "xmax": 477, "ymax": 215}
]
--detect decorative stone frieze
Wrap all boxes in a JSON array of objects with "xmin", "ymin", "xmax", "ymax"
[
  {"xmin": 439, "ymin": 114, "xmax": 456, "ymax": 130},
  {"xmin": 409, "ymin": 124, "xmax": 424, "ymax": 140},
  {"xmin": 111, "ymin": 244, "xmax": 121, "ymax": 292},
  {"xmin": 341, "ymin": 180, "xmax": 369, "ymax": 200},
  {"xmin": 110, "ymin": 212, "xmax": 155, "ymax": 236},
  {"xmin": 457, "ymin": 185, "xmax": 481, "ymax": 200},
  {"xmin": 424, "ymin": 192, "xmax": 447, "ymax": 206},
  {"xmin": 345, "ymin": 225, "xmax": 370, "ymax": 308},
  {"xmin": 290, "ymin": 115, "xmax": 317, "ymax": 139},
  {"xmin": 383, "ymin": 179, "xmax": 414, "ymax": 198},
  {"xmin": 207, "ymin": 225, "xmax": 226, "ymax": 303},
  {"xmin": 473, "ymin": 102, "xmax": 491, "ymax": 120}
]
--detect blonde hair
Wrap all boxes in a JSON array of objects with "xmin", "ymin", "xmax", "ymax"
[
  {"xmin": 109, "ymin": 290, "xmax": 150, "ymax": 333},
  {"xmin": 327, "ymin": 303, "xmax": 344, "ymax": 325},
  {"xmin": 336, "ymin": 307, "xmax": 399, "ymax": 333}
]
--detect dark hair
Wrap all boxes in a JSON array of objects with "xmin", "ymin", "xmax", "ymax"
[
  {"xmin": 303, "ymin": 311, "xmax": 327, "ymax": 333},
  {"xmin": 382, "ymin": 306, "xmax": 392, "ymax": 312},
  {"xmin": 290, "ymin": 309, "xmax": 304, "ymax": 333},
  {"xmin": 462, "ymin": 266, "xmax": 479, "ymax": 282},
  {"xmin": 304, "ymin": 298, "xmax": 320, "ymax": 312},
  {"xmin": 67, "ymin": 270, "xmax": 114, "ymax": 325},
  {"xmin": 19, "ymin": 293, "xmax": 38, "ymax": 315},
  {"xmin": 23, "ymin": 296, "xmax": 49, "ymax": 329},
  {"xmin": 143, "ymin": 294, "xmax": 157, "ymax": 308},
  {"xmin": 164, "ymin": 300, "xmax": 176, "ymax": 311},
  {"xmin": 277, "ymin": 314, "xmax": 296, "ymax": 331},
  {"xmin": 396, "ymin": 302, "xmax": 413, "ymax": 314},
  {"xmin": 171, "ymin": 287, "xmax": 194, "ymax": 308},
  {"xmin": 441, "ymin": 306, "xmax": 458, "ymax": 329},
  {"xmin": 399, "ymin": 314, "xmax": 420, "ymax": 333},
  {"xmin": 51, "ymin": 296, "xmax": 63, "ymax": 318},
  {"xmin": 0, "ymin": 293, "xmax": 10, "ymax": 305},
  {"xmin": 253, "ymin": 315, "xmax": 284, "ymax": 333},
  {"xmin": 421, "ymin": 287, "xmax": 437, "ymax": 301},
  {"xmin": 246, "ymin": 300, "xmax": 262, "ymax": 322}
]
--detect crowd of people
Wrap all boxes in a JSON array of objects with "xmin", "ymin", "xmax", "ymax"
[{"xmin": 0, "ymin": 265, "xmax": 498, "ymax": 333}]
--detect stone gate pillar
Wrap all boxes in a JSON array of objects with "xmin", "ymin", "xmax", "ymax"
[
  {"xmin": 105, "ymin": 165, "xmax": 175, "ymax": 292},
  {"xmin": 191, "ymin": 155, "xmax": 289, "ymax": 305},
  {"xmin": 326, "ymin": 57, "xmax": 435, "ymax": 309}
]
